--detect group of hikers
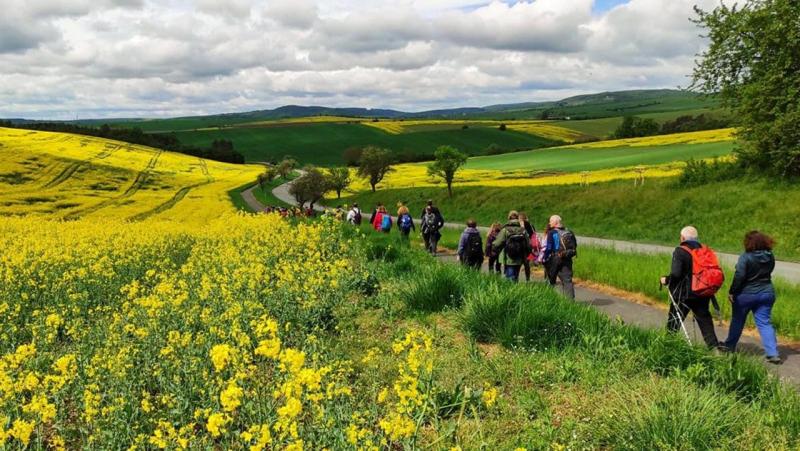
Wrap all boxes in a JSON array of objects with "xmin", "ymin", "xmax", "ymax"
[
  {"xmin": 334, "ymin": 200, "xmax": 782, "ymax": 364},
  {"xmin": 263, "ymin": 205, "xmax": 315, "ymax": 218}
]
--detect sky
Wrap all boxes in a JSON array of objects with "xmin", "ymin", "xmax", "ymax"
[{"xmin": 0, "ymin": 0, "xmax": 721, "ymax": 119}]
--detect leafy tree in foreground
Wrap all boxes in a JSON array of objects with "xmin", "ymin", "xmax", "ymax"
[
  {"xmin": 692, "ymin": 0, "xmax": 800, "ymax": 176},
  {"xmin": 357, "ymin": 146, "xmax": 394, "ymax": 192},
  {"xmin": 427, "ymin": 145, "xmax": 468, "ymax": 198},
  {"xmin": 289, "ymin": 166, "xmax": 329, "ymax": 208},
  {"xmin": 326, "ymin": 167, "xmax": 351, "ymax": 199}
]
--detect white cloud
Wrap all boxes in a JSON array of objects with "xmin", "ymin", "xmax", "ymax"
[{"xmin": 0, "ymin": 0, "xmax": 722, "ymax": 119}]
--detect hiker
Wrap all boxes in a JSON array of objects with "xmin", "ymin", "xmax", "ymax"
[
  {"xmin": 519, "ymin": 213, "xmax": 538, "ymax": 281},
  {"xmin": 660, "ymin": 226, "xmax": 722, "ymax": 348},
  {"xmin": 397, "ymin": 205, "xmax": 415, "ymax": 239},
  {"xmin": 333, "ymin": 205, "xmax": 345, "ymax": 221},
  {"xmin": 485, "ymin": 222, "xmax": 502, "ymax": 274},
  {"xmin": 421, "ymin": 202, "xmax": 444, "ymax": 255},
  {"xmin": 543, "ymin": 215, "xmax": 577, "ymax": 299},
  {"xmin": 346, "ymin": 203, "xmax": 362, "ymax": 225},
  {"xmin": 722, "ymin": 231, "xmax": 781, "ymax": 364},
  {"xmin": 368, "ymin": 203, "xmax": 380, "ymax": 226},
  {"xmin": 458, "ymin": 219, "xmax": 484, "ymax": 270},
  {"xmin": 419, "ymin": 199, "xmax": 444, "ymax": 255},
  {"xmin": 372, "ymin": 205, "xmax": 392, "ymax": 233},
  {"xmin": 492, "ymin": 211, "xmax": 531, "ymax": 282}
]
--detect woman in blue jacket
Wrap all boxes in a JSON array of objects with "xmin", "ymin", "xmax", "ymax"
[{"xmin": 723, "ymin": 231, "xmax": 781, "ymax": 364}]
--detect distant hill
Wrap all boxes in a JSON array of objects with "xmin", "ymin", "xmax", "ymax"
[{"xmin": 6, "ymin": 89, "xmax": 718, "ymax": 132}]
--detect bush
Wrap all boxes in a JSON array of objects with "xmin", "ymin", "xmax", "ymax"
[{"xmin": 678, "ymin": 158, "xmax": 746, "ymax": 186}]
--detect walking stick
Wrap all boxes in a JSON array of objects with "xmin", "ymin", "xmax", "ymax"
[{"xmin": 662, "ymin": 282, "xmax": 691, "ymax": 343}]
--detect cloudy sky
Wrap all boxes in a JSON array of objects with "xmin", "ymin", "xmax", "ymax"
[{"xmin": 0, "ymin": 0, "xmax": 721, "ymax": 119}]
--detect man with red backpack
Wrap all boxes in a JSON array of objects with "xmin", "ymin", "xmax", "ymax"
[{"xmin": 660, "ymin": 226, "xmax": 723, "ymax": 348}]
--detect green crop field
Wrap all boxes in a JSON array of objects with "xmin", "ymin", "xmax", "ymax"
[
  {"xmin": 171, "ymin": 123, "xmax": 559, "ymax": 165},
  {"xmin": 463, "ymin": 140, "xmax": 734, "ymax": 172}
]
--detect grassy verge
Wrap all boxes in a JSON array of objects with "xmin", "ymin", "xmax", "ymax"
[
  {"xmin": 354, "ymin": 231, "xmax": 800, "ymax": 448},
  {"xmin": 227, "ymin": 181, "xmax": 255, "ymax": 212},
  {"xmin": 337, "ymin": 176, "xmax": 800, "ymax": 260},
  {"xmin": 250, "ymin": 171, "xmax": 299, "ymax": 208}
]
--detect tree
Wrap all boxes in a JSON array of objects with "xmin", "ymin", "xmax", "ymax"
[
  {"xmin": 257, "ymin": 166, "xmax": 277, "ymax": 191},
  {"xmin": 326, "ymin": 167, "xmax": 351, "ymax": 199},
  {"xmin": 277, "ymin": 158, "xmax": 298, "ymax": 179},
  {"xmin": 691, "ymin": 0, "xmax": 800, "ymax": 176},
  {"xmin": 427, "ymin": 145, "xmax": 468, "ymax": 198},
  {"xmin": 357, "ymin": 146, "xmax": 394, "ymax": 192},
  {"xmin": 289, "ymin": 166, "xmax": 329, "ymax": 208},
  {"xmin": 613, "ymin": 116, "xmax": 660, "ymax": 139}
]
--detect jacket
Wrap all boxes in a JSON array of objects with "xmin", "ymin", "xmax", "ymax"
[
  {"xmin": 730, "ymin": 250, "xmax": 775, "ymax": 296},
  {"xmin": 420, "ymin": 207, "xmax": 444, "ymax": 235},
  {"xmin": 492, "ymin": 220, "xmax": 529, "ymax": 266},
  {"xmin": 485, "ymin": 230, "xmax": 499, "ymax": 258},
  {"xmin": 458, "ymin": 227, "xmax": 482, "ymax": 259},
  {"xmin": 666, "ymin": 240, "xmax": 705, "ymax": 301}
]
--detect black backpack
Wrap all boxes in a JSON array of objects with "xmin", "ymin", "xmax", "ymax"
[
  {"xmin": 465, "ymin": 233, "xmax": 483, "ymax": 263},
  {"xmin": 557, "ymin": 229, "xmax": 578, "ymax": 259},
  {"xmin": 505, "ymin": 230, "xmax": 529, "ymax": 260},
  {"xmin": 422, "ymin": 212, "xmax": 439, "ymax": 233},
  {"xmin": 352, "ymin": 209, "xmax": 362, "ymax": 225}
]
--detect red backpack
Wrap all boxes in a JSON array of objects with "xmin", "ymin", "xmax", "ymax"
[{"xmin": 681, "ymin": 244, "xmax": 724, "ymax": 297}]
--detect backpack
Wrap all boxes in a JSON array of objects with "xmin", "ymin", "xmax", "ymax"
[
  {"xmin": 529, "ymin": 233, "xmax": 542, "ymax": 261},
  {"xmin": 504, "ymin": 230, "xmax": 529, "ymax": 260},
  {"xmin": 557, "ymin": 229, "xmax": 578, "ymax": 259},
  {"xmin": 352, "ymin": 209, "xmax": 362, "ymax": 225},
  {"xmin": 381, "ymin": 214, "xmax": 392, "ymax": 232},
  {"xmin": 399, "ymin": 214, "xmax": 413, "ymax": 232},
  {"xmin": 465, "ymin": 232, "xmax": 483, "ymax": 263},
  {"xmin": 681, "ymin": 244, "xmax": 725, "ymax": 297},
  {"xmin": 422, "ymin": 212, "xmax": 439, "ymax": 233}
]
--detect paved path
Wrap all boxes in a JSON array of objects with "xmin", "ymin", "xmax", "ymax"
[
  {"xmin": 435, "ymin": 254, "xmax": 800, "ymax": 384},
  {"xmin": 273, "ymin": 178, "xmax": 800, "ymax": 283}
]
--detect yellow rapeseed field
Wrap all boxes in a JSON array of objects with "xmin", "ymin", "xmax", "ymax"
[
  {"xmin": 0, "ymin": 127, "xmax": 262, "ymax": 221},
  {"xmin": 362, "ymin": 119, "xmax": 586, "ymax": 142},
  {"xmin": 570, "ymin": 128, "xmax": 735, "ymax": 149},
  {"xmin": 0, "ymin": 214, "xmax": 503, "ymax": 449}
]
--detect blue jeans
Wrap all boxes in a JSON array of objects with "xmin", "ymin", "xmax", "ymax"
[
  {"xmin": 504, "ymin": 265, "xmax": 521, "ymax": 282},
  {"xmin": 724, "ymin": 291, "xmax": 778, "ymax": 357}
]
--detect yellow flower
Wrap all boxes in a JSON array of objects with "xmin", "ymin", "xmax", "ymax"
[
  {"xmin": 482, "ymin": 387, "xmax": 498, "ymax": 407},
  {"xmin": 206, "ymin": 413, "xmax": 230, "ymax": 438},
  {"xmin": 254, "ymin": 338, "xmax": 281, "ymax": 360},
  {"xmin": 9, "ymin": 419, "xmax": 35, "ymax": 446},
  {"xmin": 210, "ymin": 344, "xmax": 234, "ymax": 372},
  {"xmin": 220, "ymin": 381, "xmax": 243, "ymax": 412}
]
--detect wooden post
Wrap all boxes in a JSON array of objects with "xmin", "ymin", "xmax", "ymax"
[
  {"xmin": 580, "ymin": 171, "xmax": 589, "ymax": 186},
  {"xmin": 634, "ymin": 166, "xmax": 646, "ymax": 187}
]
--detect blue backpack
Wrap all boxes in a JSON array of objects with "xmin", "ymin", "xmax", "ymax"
[
  {"xmin": 381, "ymin": 214, "xmax": 392, "ymax": 231},
  {"xmin": 399, "ymin": 214, "xmax": 413, "ymax": 232}
]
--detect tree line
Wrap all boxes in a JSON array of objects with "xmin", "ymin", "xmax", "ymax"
[
  {"xmin": 612, "ymin": 113, "xmax": 732, "ymax": 139},
  {"xmin": 0, "ymin": 121, "xmax": 245, "ymax": 164}
]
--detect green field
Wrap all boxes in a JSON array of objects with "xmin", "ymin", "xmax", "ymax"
[
  {"xmin": 336, "ymin": 176, "xmax": 800, "ymax": 261},
  {"xmin": 172, "ymin": 123, "xmax": 559, "ymax": 165},
  {"xmin": 553, "ymin": 108, "xmax": 726, "ymax": 139},
  {"xmin": 464, "ymin": 140, "xmax": 734, "ymax": 172}
]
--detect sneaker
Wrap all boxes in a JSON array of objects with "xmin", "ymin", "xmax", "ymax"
[{"xmin": 766, "ymin": 355, "xmax": 782, "ymax": 365}]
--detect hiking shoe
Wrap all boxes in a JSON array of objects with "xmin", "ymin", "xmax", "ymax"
[{"xmin": 766, "ymin": 355, "xmax": 782, "ymax": 365}]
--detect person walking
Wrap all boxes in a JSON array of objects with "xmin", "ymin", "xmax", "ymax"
[
  {"xmin": 372, "ymin": 205, "xmax": 389, "ymax": 232},
  {"xmin": 492, "ymin": 211, "xmax": 530, "ymax": 282},
  {"xmin": 519, "ymin": 213, "xmax": 537, "ymax": 281},
  {"xmin": 543, "ymin": 215, "xmax": 577, "ymax": 299},
  {"xmin": 458, "ymin": 219, "xmax": 484, "ymax": 270},
  {"xmin": 723, "ymin": 231, "xmax": 781, "ymax": 364},
  {"xmin": 397, "ymin": 205, "xmax": 415, "ymax": 239},
  {"xmin": 485, "ymin": 222, "xmax": 502, "ymax": 274},
  {"xmin": 421, "ymin": 202, "xmax": 444, "ymax": 255},
  {"xmin": 346, "ymin": 203, "xmax": 362, "ymax": 225},
  {"xmin": 659, "ymin": 226, "xmax": 722, "ymax": 348}
]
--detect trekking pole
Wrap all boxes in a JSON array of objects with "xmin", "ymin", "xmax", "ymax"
[
  {"xmin": 711, "ymin": 296, "xmax": 723, "ymax": 326},
  {"xmin": 662, "ymin": 282, "xmax": 691, "ymax": 343}
]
